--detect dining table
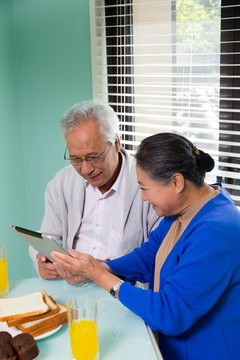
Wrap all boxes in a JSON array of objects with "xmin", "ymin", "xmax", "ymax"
[{"xmin": 2, "ymin": 277, "xmax": 164, "ymax": 360}]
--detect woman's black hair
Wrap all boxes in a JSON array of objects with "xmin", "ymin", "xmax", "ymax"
[{"xmin": 135, "ymin": 132, "xmax": 215, "ymax": 187}]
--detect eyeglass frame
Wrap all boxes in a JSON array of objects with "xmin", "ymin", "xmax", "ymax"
[{"xmin": 64, "ymin": 142, "xmax": 110, "ymax": 166}]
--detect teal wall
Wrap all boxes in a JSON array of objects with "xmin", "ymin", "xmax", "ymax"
[{"xmin": 0, "ymin": 0, "xmax": 92, "ymax": 280}]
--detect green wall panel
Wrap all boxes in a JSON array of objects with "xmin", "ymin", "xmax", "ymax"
[
  {"xmin": 0, "ymin": 0, "xmax": 31, "ymax": 280},
  {"xmin": 0, "ymin": 0, "xmax": 92, "ymax": 281}
]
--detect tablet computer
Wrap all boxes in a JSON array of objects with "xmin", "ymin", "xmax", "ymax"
[{"xmin": 10, "ymin": 225, "xmax": 69, "ymax": 262}]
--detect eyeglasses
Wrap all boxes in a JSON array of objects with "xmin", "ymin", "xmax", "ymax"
[{"xmin": 64, "ymin": 143, "xmax": 110, "ymax": 166}]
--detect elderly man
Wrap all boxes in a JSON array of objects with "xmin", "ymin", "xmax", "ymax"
[{"xmin": 29, "ymin": 100, "xmax": 160, "ymax": 283}]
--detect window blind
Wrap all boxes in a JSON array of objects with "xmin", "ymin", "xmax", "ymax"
[{"xmin": 89, "ymin": 0, "xmax": 240, "ymax": 205}]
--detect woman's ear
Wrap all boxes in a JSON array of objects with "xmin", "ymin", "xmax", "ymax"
[{"xmin": 172, "ymin": 173, "xmax": 185, "ymax": 193}]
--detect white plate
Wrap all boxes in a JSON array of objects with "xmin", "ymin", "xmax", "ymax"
[
  {"xmin": 35, "ymin": 325, "xmax": 62, "ymax": 340},
  {"xmin": 0, "ymin": 322, "xmax": 62, "ymax": 340},
  {"xmin": 0, "ymin": 322, "xmax": 21, "ymax": 336}
]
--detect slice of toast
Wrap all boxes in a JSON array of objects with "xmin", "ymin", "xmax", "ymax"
[
  {"xmin": 7, "ymin": 291, "xmax": 58, "ymax": 327},
  {"xmin": 18, "ymin": 302, "xmax": 67, "ymax": 338},
  {"xmin": 0, "ymin": 292, "xmax": 49, "ymax": 322}
]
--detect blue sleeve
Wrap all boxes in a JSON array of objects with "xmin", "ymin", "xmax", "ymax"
[{"xmin": 117, "ymin": 223, "xmax": 232, "ymax": 336}]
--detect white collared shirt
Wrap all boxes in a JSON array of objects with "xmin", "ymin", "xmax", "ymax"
[{"xmin": 73, "ymin": 153, "xmax": 126, "ymax": 260}]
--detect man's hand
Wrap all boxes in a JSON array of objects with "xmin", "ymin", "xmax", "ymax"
[{"xmin": 37, "ymin": 253, "xmax": 60, "ymax": 279}]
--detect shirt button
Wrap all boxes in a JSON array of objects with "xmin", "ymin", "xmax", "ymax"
[{"xmin": 92, "ymin": 247, "xmax": 96, "ymax": 250}]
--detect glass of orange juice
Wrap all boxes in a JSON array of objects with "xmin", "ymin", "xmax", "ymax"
[
  {"xmin": 0, "ymin": 244, "xmax": 9, "ymax": 297},
  {"xmin": 67, "ymin": 295, "xmax": 99, "ymax": 360}
]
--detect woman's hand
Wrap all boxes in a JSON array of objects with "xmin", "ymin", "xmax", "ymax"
[
  {"xmin": 51, "ymin": 249, "xmax": 121, "ymax": 295},
  {"xmin": 53, "ymin": 261, "xmax": 87, "ymax": 285},
  {"xmin": 51, "ymin": 249, "xmax": 102, "ymax": 283}
]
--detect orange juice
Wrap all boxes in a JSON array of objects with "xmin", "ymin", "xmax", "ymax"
[
  {"xmin": 0, "ymin": 257, "xmax": 9, "ymax": 296},
  {"xmin": 69, "ymin": 319, "xmax": 98, "ymax": 360}
]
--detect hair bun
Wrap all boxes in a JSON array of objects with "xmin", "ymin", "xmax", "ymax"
[{"xmin": 196, "ymin": 150, "xmax": 215, "ymax": 172}]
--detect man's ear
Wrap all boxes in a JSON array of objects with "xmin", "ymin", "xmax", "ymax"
[
  {"xmin": 172, "ymin": 173, "xmax": 185, "ymax": 193},
  {"xmin": 115, "ymin": 135, "xmax": 121, "ymax": 153}
]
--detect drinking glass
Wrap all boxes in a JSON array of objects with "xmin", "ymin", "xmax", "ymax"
[
  {"xmin": 0, "ymin": 244, "xmax": 9, "ymax": 296},
  {"xmin": 67, "ymin": 295, "xmax": 99, "ymax": 360}
]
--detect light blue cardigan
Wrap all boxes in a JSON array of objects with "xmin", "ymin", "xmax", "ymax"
[{"xmin": 108, "ymin": 184, "xmax": 240, "ymax": 360}]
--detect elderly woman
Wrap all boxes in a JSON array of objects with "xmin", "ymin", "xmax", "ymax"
[{"xmin": 52, "ymin": 133, "xmax": 240, "ymax": 360}]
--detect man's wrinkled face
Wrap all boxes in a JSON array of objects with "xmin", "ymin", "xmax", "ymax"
[{"xmin": 65, "ymin": 118, "xmax": 120, "ymax": 193}]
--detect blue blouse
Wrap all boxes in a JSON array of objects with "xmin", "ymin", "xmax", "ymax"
[{"xmin": 108, "ymin": 184, "xmax": 240, "ymax": 360}]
